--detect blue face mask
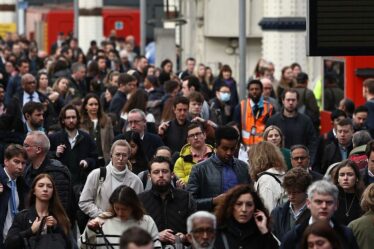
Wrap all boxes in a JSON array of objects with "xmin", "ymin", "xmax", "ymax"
[{"xmin": 219, "ymin": 92, "xmax": 231, "ymax": 102}]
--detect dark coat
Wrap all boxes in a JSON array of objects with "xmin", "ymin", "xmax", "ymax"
[
  {"xmin": 4, "ymin": 207, "xmax": 74, "ymax": 249},
  {"xmin": 270, "ymin": 201, "xmax": 311, "ymax": 241},
  {"xmin": 280, "ymin": 219, "xmax": 359, "ymax": 249},
  {"xmin": 186, "ymin": 155, "xmax": 251, "ymax": 211},
  {"xmin": 48, "ymin": 129, "xmax": 98, "ymax": 186},
  {"xmin": 109, "ymin": 91, "xmax": 127, "ymax": 118},
  {"xmin": 0, "ymin": 167, "xmax": 28, "ymax": 249},
  {"xmin": 215, "ymin": 219, "xmax": 279, "ymax": 249},
  {"xmin": 23, "ymin": 157, "xmax": 73, "ymax": 219},
  {"xmin": 138, "ymin": 187, "xmax": 196, "ymax": 235},
  {"xmin": 321, "ymin": 140, "xmax": 353, "ymax": 174}
]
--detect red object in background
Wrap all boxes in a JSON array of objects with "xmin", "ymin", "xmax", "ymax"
[
  {"xmin": 28, "ymin": 6, "xmax": 140, "ymax": 54},
  {"xmin": 320, "ymin": 56, "xmax": 374, "ymax": 134}
]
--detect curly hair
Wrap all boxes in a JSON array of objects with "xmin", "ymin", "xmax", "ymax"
[
  {"xmin": 214, "ymin": 184, "xmax": 270, "ymax": 228},
  {"xmin": 248, "ymin": 141, "xmax": 287, "ymax": 181},
  {"xmin": 283, "ymin": 167, "xmax": 312, "ymax": 193}
]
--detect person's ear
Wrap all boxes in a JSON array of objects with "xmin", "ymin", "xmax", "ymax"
[{"xmin": 186, "ymin": 233, "xmax": 193, "ymax": 243}]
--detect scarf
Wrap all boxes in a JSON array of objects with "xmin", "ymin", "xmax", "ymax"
[{"xmin": 108, "ymin": 161, "xmax": 128, "ymax": 182}]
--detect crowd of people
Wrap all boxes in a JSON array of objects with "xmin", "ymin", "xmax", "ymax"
[{"xmin": 0, "ymin": 31, "xmax": 374, "ymax": 249}]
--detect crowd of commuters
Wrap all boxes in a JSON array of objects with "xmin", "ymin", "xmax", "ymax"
[{"xmin": 1, "ymin": 31, "xmax": 374, "ymax": 249}]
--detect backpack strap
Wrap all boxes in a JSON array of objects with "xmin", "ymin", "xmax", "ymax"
[
  {"xmin": 96, "ymin": 167, "xmax": 107, "ymax": 201},
  {"xmin": 142, "ymin": 171, "xmax": 149, "ymax": 190}
]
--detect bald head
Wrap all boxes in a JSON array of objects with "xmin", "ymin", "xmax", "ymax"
[
  {"xmin": 21, "ymin": 73, "xmax": 37, "ymax": 94},
  {"xmin": 261, "ymin": 78, "xmax": 273, "ymax": 98}
]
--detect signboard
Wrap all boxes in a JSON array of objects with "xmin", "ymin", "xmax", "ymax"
[
  {"xmin": 308, "ymin": 0, "xmax": 374, "ymax": 56},
  {"xmin": 0, "ymin": 23, "xmax": 17, "ymax": 38}
]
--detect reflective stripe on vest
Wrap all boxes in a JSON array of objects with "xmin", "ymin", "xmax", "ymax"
[{"xmin": 241, "ymin": 99, "xmax": 273, "ymax": 145}]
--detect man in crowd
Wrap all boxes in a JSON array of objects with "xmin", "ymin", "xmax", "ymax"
[
  {"xmin": 22, "ymin": 101, "xmax": 45, "ymax": 134},
  {"xmin": 281, "ymin": 180, "xmax": 359, "ymax": 249},
  {"xmin": 179, "ymin": 57, "xmax": 196, "ymax": 80},
  {"xmin": 109, "ymin": 73, "xmax": 137, "ymax": 118},
  {"xmin": 267, "ymin": 89, "xmax": 318, "ymax": 163},
  {"xmin": 321, "ymin": 118, "xmax": 353, "ymax": 173},
  {"xmin": 5, "ymin": 59, "xmax": 30, "ymax": 106},
  {"xmin": 70, "ymin": 62, "xmax": 87, "ymax": 98},
  {"xmin": 138, "ymin": 156, "xmax": 196, "ymax": 247},
  {"xmin": 271, "ymin": 167, "xmax": 312, "ymax": 241},
  {"xmin": 0, "ymin": 144, "xmax": 28, "ymax": 249},
  {"xmin": 362, "ymin": 140, "xmax": 374, "ymax": 186},
  {"xmin": 290, "ymin": 145, "xmax": 323, "ymax": 182},
  {"xmin": 181, "ymin": 75, "xmax": 209, "ymax": 120},
  {"xmin": 23, "ymin": 131, "xmax": 72, "ymax": 219},
  {"xmin": 186, "ymin": 211, "xmax": 216, "ymax": 249},
  {"xmin": 187, "ymin": 125, "xmax": 250, "ymax": 211},
  {"xmin": 234, "ymin": 79, "xmax": 274, "ymax": 146},
  {"xmin": 158, "ymin": 96, "xmax": 191, "ymax": 153},
  {"xmin": 352, "ymin": 105, "xmax": 369, "ymax": 132},
  {"xmin": 363, "ymin": 78, "xmax": 374, "ymax": 137},
  {"xmin": 120, "ymin": 227, "xmax": 154, "ymax": 249}
]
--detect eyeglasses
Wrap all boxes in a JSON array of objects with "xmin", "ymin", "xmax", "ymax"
[
  {"xmin": 191, "ymin": 228, "xmax": 215, "ymax": 236},
  {"xmin": 291, "ymin": 156, "xmax": 308, "ymax": 161},
  {"xmin": 26, "ymin": 80, "xmax": 36, "ymax": 84},
  {"xmin": 113, "ymin": 153, "xmax": 128, "ymax": 159},
  {"xmin": 187, "ymin": 131, "xmax": 204, "ymax": 139},
  {"xmin": 128, "ymin": 120, "xmax": 144, "ymax": 125},
  {"xmin": 23, "ymin": 143, "xmax": 38, "ymax": 149}
]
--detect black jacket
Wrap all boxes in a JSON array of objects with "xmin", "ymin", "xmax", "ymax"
[
  {"xmin": 23, "ymin": 157, "xmax": 73, "ymax": 219},
  {"xmin": 280, "ymin": 218, "xmax": 359, "ymax": 249},
  {"xmin": 138, "ymin": 187, "xmax": 196, "ymax": 235},
  {"xmin": 215, "ymin": 218, "xmax": 279, "ymax": 249},
  {"xmin": 4, "ymin": 207, "xmax": 74, "ymax": 249},
  {"xmin": 186, "ymin": 155, "xmax": 251, "ymax": 211},
  {"xmin": 270, "ymin": 201, "xmax": 310, "ymax": 241},
  {"xmin": 266, "ymin": 112, "xmax": 318, "ymax": 162},
  {"xmin": 321, "ymin": 140, "xmax": 353, "ymax": 174},
  {"xmin": 48, "ymin": 129, "xmax": 98, "ymax": 186}
]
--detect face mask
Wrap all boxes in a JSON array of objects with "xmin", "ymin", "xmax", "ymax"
[{"xmin": 219, "ymin": 92, "xmax": 231, "ymax": 102}]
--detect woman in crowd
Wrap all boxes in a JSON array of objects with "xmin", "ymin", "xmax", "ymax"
[
  {"xmin": 301, "ymin": 221, "xmax": 343, "ymax": 249},
  {"xmin": 263, "ymin": 125, "xmax": 292, "ymax": 170},
  {"xmin": 80, "ymin": 93, "xmax": 114, "ymax": 166},
  {"xmin": 276, "ymin": 66, "xmax": 295, "ymax": 100},
  {"xmin": 123, "ymin": 130, "xmax": 148, "ymax": 174},
  {"xmin": 5, "ymin": 174, "xmax": 74, "ymax": 249},
  {"xmin": 205, "ymin": 66, "xmax": 215, "ymax": 91},
  {"xmin": 160, "ymin": 58, "xmax": 173, "ymax": 76},
  {"xmin": 36, "ymin": 71, "xmax": 52, "ymax": 96},
  {"xmin": 49, "ymin": 76, "xmax": 74, "ymax": 113},
  {"xmin": 214, "ymin": 184, "xmax": 279, "ymax": 249},
  {"xmin": 213, "ymin": 64, "xmax": 239, "ymax": 109},
  {"xmin": 333, "ymin": 160, "xmax": 364, "ymax": 225},
  {"xmin": 81, "ymin": 185, "xmax": 161, "ymax": 249},
  {"xmin": 249, "ymin": 141, "xmax": 287, "ymax": 212},
  {"xmin": 348, "ymin": 183, "xmax": 374, "ymax": 249}
]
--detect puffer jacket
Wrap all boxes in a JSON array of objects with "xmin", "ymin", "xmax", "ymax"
[{"xmin": 173, "ymin": 143, "xmax": 214, "ymax": 183}]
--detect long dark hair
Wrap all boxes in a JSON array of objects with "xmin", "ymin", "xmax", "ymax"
[
  {"xmin": 333, "ymin": 159, "xmax": 365, "ymax": 197},
  {"xmin": 215, "ymin": 184, "xmax": 270, "ymax": 228},
  {"xmin": 29, "ymin": 174, "xmax": 71, "ymax": 235},
  {"xmin": 81, "ymin": 93, "xmax": 109, "ymax": 128},
  {"xmin": 108, "ymin": 185, "xmax": 145, "ymax": 221}
]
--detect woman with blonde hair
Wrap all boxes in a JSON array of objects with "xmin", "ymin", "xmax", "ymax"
[
  {"xmin": 263, "ymin": 125, "xmax": 292, "ymax": 170},
  {"xmin": 348, "ymin": 183, "xmax": 374, "ymax": 249},
  {"xmin": 248, "ymin": 141, "xmax": 287, "ymax": 212}
]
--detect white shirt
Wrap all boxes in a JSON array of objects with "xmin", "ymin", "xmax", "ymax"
[
  {"xmin": 68, "ymin": 130, "xmax": 80, "ymax": 149},
  {"xmin": 3, "ymin": 169, "xmax": 19, "ymax": 241},
  {"xmin": 22, "ymin": 91, "xmax": 40, "ymax": 106}
]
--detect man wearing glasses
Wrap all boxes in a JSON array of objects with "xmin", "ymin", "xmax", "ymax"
[
  {"xmin": 186, "ymin": 211, "xmax": 216, "ymax": 249},
  {"xmin": 290, "ymin": 145, "xmax": 322, "ymax": 182}
]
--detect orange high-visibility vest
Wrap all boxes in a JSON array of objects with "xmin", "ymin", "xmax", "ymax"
[{"xmin": 241, "ymin": 99, "xmax": 273, "ymax": 146}]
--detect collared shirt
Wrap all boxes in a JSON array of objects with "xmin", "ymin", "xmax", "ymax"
[
  {"xmin": 308, "ymin": 217, "xmax": 334, "ymax": 227},
  {"xmin": 26, "ymin": 122, "xmax": 45, "ymax": 133},
  {"xmin": 3, "ymin": 169, "xmax": 19, "ymax": 240},
  {"xmin": 213, "ymin": 154, "xmax": 238, "ymax": 192},
  {"xmin": 22, "ymin": 91, "xmax": 40, "ymax": 106},
  {"xmin": 339, "ymin": 144, "xmax": 348, "ymax": 160},
  {"xmin": 289, "ymin": 203, "xmax": 307, "ymax": 221},
  {"xmin": 68, "ymin": 130, "xmax": 80, "ymax": 149}
]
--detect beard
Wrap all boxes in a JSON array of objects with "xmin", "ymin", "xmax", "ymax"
[
  {"xmin": 152, "ymin": 182, "xmax": 171, "ymax": 193},
  {"xmin": 190, "ymin": 236, "xmax": 215, "ymax": 249}
]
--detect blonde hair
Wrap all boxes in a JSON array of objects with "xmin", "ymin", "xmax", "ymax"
[
  {"xmin": 361, "ymin": 183, "xmax": 374, "ymax": 212},
  {"xmin": 248, "ymin": 141, "xmax": 287, "ymax": 181}
]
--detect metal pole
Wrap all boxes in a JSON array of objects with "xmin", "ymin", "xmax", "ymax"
[
  {"xmin": 73, "ymin": 0, "xmax": 79, "ymax": 38},
  {"xmin": 239, "ymin": 0, "xmax": 247, "ymax": 100},
  {"xmin": 140, "ymin": 0, "xmax": 146, "ymax": 55}
]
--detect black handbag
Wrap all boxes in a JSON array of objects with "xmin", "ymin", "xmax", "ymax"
[{"xmin": 25, "ymin": 216, "xmax": 67, "ymax": 249}]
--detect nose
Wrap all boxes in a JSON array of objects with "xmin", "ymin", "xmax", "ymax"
[{"xmin": 240, "ymin": 203, "xmax": 247, "ymax": 211}]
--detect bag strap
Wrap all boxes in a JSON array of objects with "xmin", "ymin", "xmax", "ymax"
[
  {"xmin": 258, "ymin": 171, "xmax": 282, "ymax": 185},
  {"xmin": 221, "ymin": 233, "xmax": 230, "ymax": 249},
  {"xmin": 96, "ymin": 167, "xmax": 107, "ymax": 202},
  {"xmin": 142, "ymin": 171, "xmax": 148, "ymax": 189},
  {"xmin": 97, "ymin": 227, "xmax": 115, "ymax": 249}
]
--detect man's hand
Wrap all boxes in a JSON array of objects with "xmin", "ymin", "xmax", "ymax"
[{"xmin": 159, "ymin": 229, "xmax": 176, "ymax": 243}]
